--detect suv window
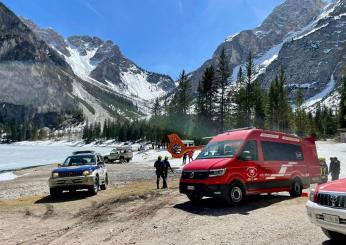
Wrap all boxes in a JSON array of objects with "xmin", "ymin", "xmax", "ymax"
[
  {"xmin": 261, "ymin": 141, "xmax": 304, "ymax": 161},
  {"xmin": 239, "ymin": 140, "xmax": 258, "ymax": 161}
]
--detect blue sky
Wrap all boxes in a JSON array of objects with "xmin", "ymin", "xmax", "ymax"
[{"xmin": 3, "ymin": 0, "xmax": 283, "ymax": 79}]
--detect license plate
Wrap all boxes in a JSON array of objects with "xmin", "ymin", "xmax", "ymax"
[
  {"xmin": 187, "ymin": 186, "xmax": 195, "ymax": 191},
  {"xmin": 323, "ymin": 214, "xmax": 339, "ymax": 224}
]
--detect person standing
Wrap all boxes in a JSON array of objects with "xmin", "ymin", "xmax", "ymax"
[
  {"xmin": 154, "ymin": 156, "xmax": 166, "ymax": 189},
  {"xmin": 188, "ymin": 151, "xmax": 194, "ymax": 163},
  {"xmin": 329, "ymin": 157, "xmax": 341, "ymax": 181},
  {"xmin": 162, "ymin": 156, "xmax": 174, "ymax": 188},
  {"xmin": 182, "ymin": 153, "xmax": 187, "ymax": 165}
]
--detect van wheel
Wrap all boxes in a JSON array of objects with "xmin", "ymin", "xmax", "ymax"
[
  {"xmin": 226, "ymin": 183, "xmax": 245, "ymax": 205},
  {"xmin": 187, "ymin": 193, "xmax": 203, "ymax": 203},
  {"xmin": 289, "ymin": 178, "xmax": 302, "ymax": 197},
  {"xmin": 322, "ymin": 228, "xmax": 346, "ymax": 241}
]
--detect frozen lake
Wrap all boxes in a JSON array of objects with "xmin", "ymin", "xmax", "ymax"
[
  {"xmin": 0, "ymin": 140, "xmax": 345, "ymax": 181},
  {"xmin": 0, "ymin": 143, "xmax": 113, "ymax": 172}
]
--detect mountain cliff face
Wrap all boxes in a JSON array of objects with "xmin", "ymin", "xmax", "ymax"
[
  {"xmin": 257, "ymin": 0, "xmax": 346, "ymax": 108},
  {"xmin": 188, "ymin": 0, "xmax": 326, "ymax": 92},
  {"xmin": 0, "ymin": 3, "xmax": 78, "ymax": 126},
  {"xmin": 21, "ymin": 19, "xmax": 175, "ymax": 101},
  {"xmin": 185, "ymin": 0, "xmax": 346, "ymax": 111}
]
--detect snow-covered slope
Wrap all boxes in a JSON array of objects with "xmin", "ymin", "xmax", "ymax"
[{"xmin": 21, "ymin": 19, "xmax": 176, "ymax": 120}]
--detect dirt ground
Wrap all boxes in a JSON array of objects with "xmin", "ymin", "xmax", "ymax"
[{"xmin": 0, "ymin": 163, "xmax": 336, "ymax": 245}]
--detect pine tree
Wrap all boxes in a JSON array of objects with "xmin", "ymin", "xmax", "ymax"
[
  {"xmin": 216, "ymin": 48, "xmax": 230, "ymax": 132},
  {"xmin": 152, "ymin": 97, "xmax": 161, "ymax": 120},
  {"xmin": 295, "ymin": 88, "xmax": 307, "ymax": 136},
  {"xmin": 339, "ymin": 77, "xmax": 346, "ymax": 128}
]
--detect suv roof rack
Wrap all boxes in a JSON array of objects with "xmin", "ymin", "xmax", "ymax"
[{"xmin": 224, "ymin": 127, "xmax": 256, "ymax": 133}]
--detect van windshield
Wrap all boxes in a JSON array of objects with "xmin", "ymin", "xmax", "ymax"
[{"xmin": 197, "ymin": 140, "xmax": 243, "ymax": 159}]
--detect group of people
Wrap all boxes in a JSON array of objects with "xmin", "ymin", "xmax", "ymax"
[
  {"xmin": 182, "ymin": 151, "xmax": 194, "ymax": 165},
  {"xmin": 154, "ymin": 156, "xmax": 174, "ymax": 189}
]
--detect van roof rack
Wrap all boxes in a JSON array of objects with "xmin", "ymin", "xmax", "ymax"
[{"xmin": 224, "ymin": 127, "xmax": 256, "ymax": 133}]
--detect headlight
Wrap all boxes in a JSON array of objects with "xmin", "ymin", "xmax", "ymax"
[
  {"xmin": 83, "ymin": 170, "xmax": 92, "ymax": 176},
  {"xmin": 208, "ymin": 168, "xmax": 226, "ymax": 177},
  {"xmin": 52, "ymin": 172, "xmax": 59, "ymax": 178},
  {"xmin": 309, "ymin": 189, "xmax": 315, "ymax": 202}
]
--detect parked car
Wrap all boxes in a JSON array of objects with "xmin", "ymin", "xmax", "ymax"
[
  {"xmin": 104, "ymin": 147, "xmax": 133, "ymax": 163},
  {"xmin": 306, "ymin": 178, "xmax": 346, "ymax": 241},
  {"xmin": 179, "ymin": 128, "xmax": 321, "ymax": 205},
  {"xmin": 49, "ymin": 152, "xmax": 108, "ymax": 197}
]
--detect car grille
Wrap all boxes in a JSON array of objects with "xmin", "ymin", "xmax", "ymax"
[
  {"xmin": 58, "ymin": 171, "xmax": 83, "ymax": 177},
  {"xmin": 316, "ymin": 192, "xmax": 346, "ymax": 209},
  {"xmin": 181, "ymin": 171, "xmax": 209, "ymax": 179}
]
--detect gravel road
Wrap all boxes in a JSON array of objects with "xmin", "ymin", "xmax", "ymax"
[{"xmin": 0, "ymin": 162, "xmax": 336, "ymax": 244}]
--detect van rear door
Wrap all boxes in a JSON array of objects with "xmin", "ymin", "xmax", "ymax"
[{"xmin": 302, "ymin": 137, "xmax": 320, "ymax": 184}]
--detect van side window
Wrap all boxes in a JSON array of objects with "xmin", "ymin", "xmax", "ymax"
[
  {"xmin": 261, "ymin": 141, "xmax": 304, "ymax": 161},
  {"xmin": 239, "ymin": 140, "xmax": 258, "ymax": 161}
]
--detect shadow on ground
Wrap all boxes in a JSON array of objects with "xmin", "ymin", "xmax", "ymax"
[
  {"xmin": 174, "ymin": 194, "xmax": 291, "ymax": 216},
  {"xmin": 35, "ymin": 190, "xmax": 93, "ymax": 204}
]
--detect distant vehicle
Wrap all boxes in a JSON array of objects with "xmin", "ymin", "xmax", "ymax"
[
  {"xmin": 104, "ymin": 146, "xmax": 133, "ymax": 163},
  {"xmin": 49, "ymin": 152, "xmax": 108, "ymax": 197},
  {"xmin": 167, "ymin": 134, "xmax": 204, "ymax": 158},
  {"xmin": 179, "ymin": 128, "xmax": 321, "ymax": 205},
  {"xmin": 307, "ymin": 178, "xmax": 346, "ymax": 241}
]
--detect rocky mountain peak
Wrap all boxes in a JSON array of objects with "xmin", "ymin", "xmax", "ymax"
[{"xmin": 67, "ymin": 35, "xmax": 103, "ymax": 56}]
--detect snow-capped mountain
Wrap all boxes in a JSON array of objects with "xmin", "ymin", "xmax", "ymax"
[
  {"xmin": 187, "ymin": 0, "xmax": 345, "ymax": 110},
  {"xmin": 22, "ymin": 19, "xmax": 175, "ymax": 102}
]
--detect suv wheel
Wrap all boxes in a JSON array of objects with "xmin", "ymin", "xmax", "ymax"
[
  {"xmin": 119, "ymin": 157, "xmax": 125, "ymax": 163},
  {"xmin": 225, "ymin": 183, "xmax": 245, "ymax": 205},
  {"xmin": 50, "ymin": 188, "xmax": 61, "ymax": 197},
  {"xmin": 289, "ymin": 178, "xmax": 302, "ymax": 197},
  {"xmin": 100, "ymin": 174, "xmax": 108, "ymax": 190},
  {"xmin": 126, "ymin": 158, "xmax": 130, "ymax": 163},
  {"xmin": 187, "ymin": 193, "xmax": 203, "ymax": 203},
  {"xmin": 322, "ymin": 228, "xmax": 346, "ymax": 241},
  {"xmin": 104, "ymin": 157, "xmax": 109, "ymax": 163},
  {"xmin": 89, "ymin": 177, "xmax": 99, "ymax": 195}
]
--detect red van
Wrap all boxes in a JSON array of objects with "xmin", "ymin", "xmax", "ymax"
[{"xmin": 179, "ymin": 128, "xmax": 321, "ymax": 205}]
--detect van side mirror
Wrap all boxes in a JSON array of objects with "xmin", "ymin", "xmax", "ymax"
[{"xmin": 239, "ymin": 151, "xmax": 252, "ymax": 161}]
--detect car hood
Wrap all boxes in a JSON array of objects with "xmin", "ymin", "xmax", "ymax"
[
  {"xmin": 52, "ymin": 165, "xmax": 98, "ymax": 173},
  {"xmin": 318, "ymin": 178, "xmax": 346, "ymax": 193},
  {"xmin": 183, "ymin": 158, "xmax": 232, "ymax": 171}
]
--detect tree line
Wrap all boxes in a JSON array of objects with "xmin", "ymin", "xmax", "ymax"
[{"xmin": 2, "ymin": 48, "xmax": 346, "ymax": 143}]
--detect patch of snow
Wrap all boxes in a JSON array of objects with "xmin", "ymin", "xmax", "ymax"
[
  {"xmin": 0, "ymin": 172, "xmax": 17, "ymax": 181},
  {"xmin": 65, "ymin": 46, "xmax": 98, "ymax": 80},
  {"xmin": 119, "ymin": 68, "xmax": 166, "ymax": 100},
  {"xmin": 303, "ymin": 72, "xmax": 336, "ymax": 108},
  {"xmin": 225, "ymin": 32, "xmax": 239, "ymax": 42}
]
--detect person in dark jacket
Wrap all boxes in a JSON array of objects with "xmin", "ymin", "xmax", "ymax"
[
  {"xmin": 162, "ymin": 156, "xmax": 174, "ymax": 188},
  {"xmin": 154, "ymin": 156, "xmax": 166, "ymax": 189},
  {"xmin": 329, "ymin": 157, "xmax": 341, "ymax": 181},
  {"xmin": 182, "ymin": 153, "xmax": 187, "ymax": 165}
]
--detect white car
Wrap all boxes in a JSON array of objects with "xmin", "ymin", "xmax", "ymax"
[{"xmin": 306, "ymin": 178, "xmax": 346, "ymax": 241}]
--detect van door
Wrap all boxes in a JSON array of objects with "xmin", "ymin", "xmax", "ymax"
[{"xmin": 237, "ymin": 140, "xmax": 265, "ymax": 189}]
